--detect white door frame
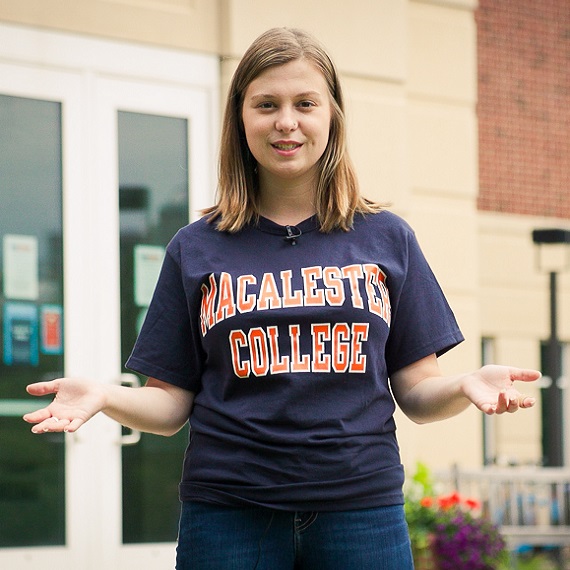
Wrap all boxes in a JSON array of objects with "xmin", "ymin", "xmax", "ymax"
[{"xmin": 0, "ymin": 22, "xmax": 218, "ymax": 570}]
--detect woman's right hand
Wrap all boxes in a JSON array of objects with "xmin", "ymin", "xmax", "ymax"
[{"xmin": 23, "ymin": 378, "xmax": 107, "ymax": 434}]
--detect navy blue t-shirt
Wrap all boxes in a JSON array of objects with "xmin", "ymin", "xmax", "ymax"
[{"xmin": 126, "ymin": 210, "xmax": 464, "ymax": 511}]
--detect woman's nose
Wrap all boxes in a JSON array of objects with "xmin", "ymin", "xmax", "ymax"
[{"xmin": 275, "ymin": 108, "xmax": 298, "ymax": 132}]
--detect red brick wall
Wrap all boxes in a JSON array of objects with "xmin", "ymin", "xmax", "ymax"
[{"xmin": 476, "ymin": 0, "xmax": 570, "ymax": 218}]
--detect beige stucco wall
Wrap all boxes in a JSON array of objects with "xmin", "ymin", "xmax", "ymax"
[
  {"xmin": 396, "ymin": 0, "xmax": 482, "ymax": 470},
  {"xmin": 0, "ymin": 0, "xmax": 222, "ymax": 53},
  {"xmin": 479, "ymin": 212, "xmax": 570, "ymax": 465},
  {"xmin": 2, "ymin": 0, "xmax": 564, "ymax": 472}
]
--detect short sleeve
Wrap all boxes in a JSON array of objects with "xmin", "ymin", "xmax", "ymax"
[
  {"xmin": 125, "ymin": 244, "xmax": 204, "ymax": 392},
  {"xmin": 384, "ymin": 229, "xmax": 464, "ymax": 376}
]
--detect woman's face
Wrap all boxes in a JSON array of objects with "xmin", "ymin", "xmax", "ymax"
[{"xmin": 241, "ymin": 58, "xmax": 332, "ymax": 191}]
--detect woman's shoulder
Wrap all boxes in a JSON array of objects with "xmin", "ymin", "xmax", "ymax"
[
  {"xmin": 170, "ymin": 214, "xmax": 218, "ymax": 241},
  {"xmin": 179, "ymin": 213, "xmax": 215, "ymax": 234},
  {"xmin": 164, "ymin": 214, "xmax": 221, "ymax": 258},
  {"xmin": 355, "ymin": 208, "xmax": 415, "ymax": 238}
]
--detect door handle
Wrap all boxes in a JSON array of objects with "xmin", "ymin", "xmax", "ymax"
[{"xmin": 117, "ymin": 373, "xmax": 141, "ymax": 446}]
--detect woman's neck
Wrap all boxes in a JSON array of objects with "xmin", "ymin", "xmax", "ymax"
[
  {"xmin": 258, "ymin": 175, "xmax": 317, "ymax": 226},
  {"xmin": 258, "ymin": 191, "xmax": 316, "ymax": 226}
]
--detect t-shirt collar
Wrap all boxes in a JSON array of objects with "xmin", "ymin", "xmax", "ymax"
[{"xmin": 255, "ymin": 214, "xmax": 319, "ymax": 236}]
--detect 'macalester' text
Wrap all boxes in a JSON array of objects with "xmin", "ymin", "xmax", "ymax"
[{"xmin": 199, "ymin": 263, "xmax": 390, "ymax": 378}]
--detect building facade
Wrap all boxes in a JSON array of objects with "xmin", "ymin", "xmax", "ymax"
[
  {"xmin": 0, "ymin": 1, "xmax": 568, "ymax": 568},
  {"xmin": 475, "ymin": 0, "xmax": 570, "ymax": 465}
]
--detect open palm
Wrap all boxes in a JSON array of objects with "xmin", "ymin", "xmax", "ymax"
[
  {"xmin": 463, "ymin": 365, "xmax": 540, "ymax": 414},
  {"xmin": 23, "ymin": 378, "xmax": 107, "ymax": 433}
]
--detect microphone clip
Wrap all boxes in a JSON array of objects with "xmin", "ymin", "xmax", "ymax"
[{"xmin": 284, "ymin": 225, "xmax": 302, "ymax": 246}]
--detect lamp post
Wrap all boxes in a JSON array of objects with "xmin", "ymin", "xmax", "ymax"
[{"xmin": 532, "ymin": 228, "xmax": 570, "ymax": 467}]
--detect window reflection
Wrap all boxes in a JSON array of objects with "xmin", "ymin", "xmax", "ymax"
[
  {"xmin": 0, "ymin": 94, "xmax": 65, "ymax": 547},
  {"xmin": 118, "ymin": 111, "xmax": 189, "ymax": 544}
]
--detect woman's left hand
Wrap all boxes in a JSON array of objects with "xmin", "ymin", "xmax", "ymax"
[
  {"xmin": 391, "ymin": 355, "xmax": 541, "ymax": 423},
  {"xmin": 464, "ymin": 365, "xmax": 541, "ymax": 415}
]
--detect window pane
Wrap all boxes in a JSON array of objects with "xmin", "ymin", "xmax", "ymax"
[
  {"xmin": 0, "ymin": 94, "xmax": 65, "ymax": 547},
  {"xmin": 118, "ymin": 111, "xmax": 189, "ymax": 544}
]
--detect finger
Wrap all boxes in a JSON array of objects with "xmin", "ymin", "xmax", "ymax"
[
  {"xmin": 509, "ymin": 369, "xmax": 542, "ymax": 383},
  {"xmin": 64, "ymin": 418, "xmax": 84, "ymax": 433},
  {"xmin": 482, "ymin": 391, "xmax": 505, "ymax": 415},
  {"xmin": 34, "ymin": 416, "xmax": 61, "ymax": 433},
  {"xmin": 506, "ymin": 396, "xmax": 520, "ymax": 413},
  {"xmin": 480, "ymin": 402, "xmax": 496, "ymax": 415},
  {"xmin": 494, "ymin": 390, "xmax": 509, "ymax": 414},
  {"xmin": 23, "ymin": 408, "xmax": 52, "ymax": 423},
  {"xmin": 498, "ymin": 393, "xmax": 536, "ymax": 414},
  {"xmin": 31, "ymin": 416, "xmax": 70, "ymax": 434},
  {"xmin": 518, "ymin": 395, "xmax": 536, "ymax": 408},
  {"xmin": 26, "ymin": 380, "xmax": 60, "ymax": 397}
]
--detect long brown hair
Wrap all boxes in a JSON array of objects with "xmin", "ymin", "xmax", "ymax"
[{"xmin": 204, "ymin": 27, "xmax": 383, "ymax": 233}]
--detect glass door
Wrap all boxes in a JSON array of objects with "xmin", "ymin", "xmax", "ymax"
[
  {"xmin": 0, "ymin": 60, "xmax": 92, "ymax": 569},
  {"xmin": 0, "ymin": 94, "xmax": 66, "ymax": 547},
  {"xmin": 94, "ymin": 76, "xmax": 215, "ymax": 569},
  {"xmin": 118, "ymin": 111, "xmax": 189, "ymax": 545},
  {"xmin": 0, "ymin": 24, "xmax": 217, "ymax": 570}
]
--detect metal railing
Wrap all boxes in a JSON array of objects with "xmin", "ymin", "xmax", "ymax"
[{"xmin": 435, "ymin": 466, "xmax": 570, "ymax": 549}]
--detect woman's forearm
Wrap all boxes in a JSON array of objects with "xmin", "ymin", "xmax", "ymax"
[
  {"xmin": 391, "ymin": 356, "xmax": 540, "ymax": 424},
  {"xmin": 24, "ymin": 376, "xmax": 194, "ymax": 436},
  {"xmin": 102, "ymin": 379, "xmax": 194, "ymax": 436}
]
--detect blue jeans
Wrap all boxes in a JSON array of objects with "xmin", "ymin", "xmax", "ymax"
[{"xmin": 176, "ymin": 501, "xmax": 414, "ymax": 570}]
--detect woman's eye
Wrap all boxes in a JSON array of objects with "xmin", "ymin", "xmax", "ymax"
[
  {"xmin": 298, "ymin": 101, "xmax": 315, "ymax": 108},
  {"xmin": 257, "ymin": 102, "xmax": 275, "ymax": 109}
]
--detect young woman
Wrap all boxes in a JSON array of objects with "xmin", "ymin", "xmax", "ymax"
[{"xmin": 24, "ymin": 28, "xmax": 540, "ymax": 570}]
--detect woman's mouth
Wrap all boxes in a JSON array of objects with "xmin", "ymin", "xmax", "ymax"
[{"xmin": 272, "ymin": 142, "xmax": 302, "ymax": 151}]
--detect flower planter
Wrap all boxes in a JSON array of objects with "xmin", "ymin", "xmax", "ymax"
[
  {"xmin": 413, "ymin": 547, "xmax": 439, "ymax": 570},
  {"xmin": 406, "ymin": 465, "xmax": 508, "ymax": 570}
]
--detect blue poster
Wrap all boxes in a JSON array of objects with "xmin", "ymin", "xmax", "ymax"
[{"xmin": 3, "ymin": 302, "xmax": 39, "ymax": 366}]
